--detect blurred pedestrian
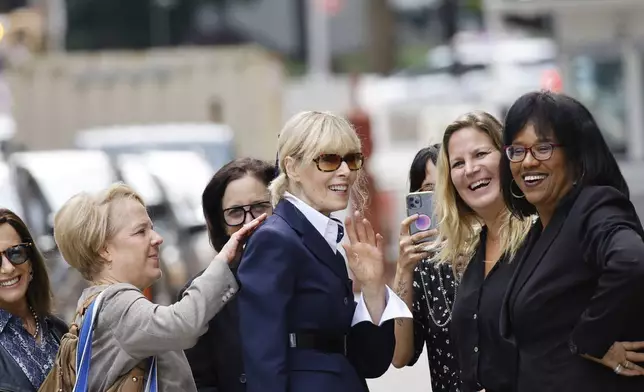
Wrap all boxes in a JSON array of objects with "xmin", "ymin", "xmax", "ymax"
[
  {"xmin": 391, "ymin": 143, "xmax": 463, "ymax": 392},
  {"xmin": 180, "ymin": 157, "xmax": 275, "ymax": 392},
  {"xmin": 52, "ymin": 183, "xmax": 265, "ymax": 391},
  {"xmin": 0, "ymin": 208, "xmax": 68, "ymax": 391},
  {"xmin": 237, "ymin": 111, "xmax": 412, "ymax": 392},
  {"xmin": 500, "ymin": 91, "xmax": 644, "ymax": 391}
]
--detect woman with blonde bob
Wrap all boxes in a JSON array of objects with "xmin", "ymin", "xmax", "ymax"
[
  {"xmin": 432, "ymin": 111, "xmax": 534, "ymax": 392},
  {"xmin": 53, "ymin": 183, "xmax": 265, "ymax": 391},
  {"xmin": 237, "ymin": 111, "xmax": 412, "ymax": 392}
]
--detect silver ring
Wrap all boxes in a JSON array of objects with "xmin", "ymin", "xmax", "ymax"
[
  {"xmin": 623, "ymin": 361, "xmax": 632, "ymax": 369},
  {"xmin": 614, "ymin": 364, "xmax": 623, "ymax": 374}
]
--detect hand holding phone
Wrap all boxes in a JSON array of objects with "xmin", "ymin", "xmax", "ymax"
[
  {"xmin": 398, "ymin": 192, "xmax": 438, "ymax": 271},
  {"xmin": 405, "ymin": 191, "xmax": 438, "ymax": 243},
  {"xmin": 398, "ymin": 215, "xmax": 436, "ymax": 271}
]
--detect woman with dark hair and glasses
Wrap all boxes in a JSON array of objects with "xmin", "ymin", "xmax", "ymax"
[
  {"xmin": 0, "ymin": 208, "xmax": 68, "ymax": 391},
  {"xmin": 179, "ymin": 157, "xmax": 275, "ymax": 392},
  {"xmin": 391, "ymin": 144, "xmax": 463, "ymax": 391},
  {"xmin": 500, "ymin": 91, "xmax": 644, "ymax": 391}
]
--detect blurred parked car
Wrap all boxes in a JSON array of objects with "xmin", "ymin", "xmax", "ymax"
[
  {"xmin": 133, "ymin": 150, "xmax": 216, "ymax": 276},
  {"xmin": 114, "ymin": 152, "xmax": 216, "ymax": 303},
  {"xmin": 73, "ymin": 122, "xmax": 235, "ymax": 172},
  {"xmin": 0, "ymin": 160, "xmax": 24, "ymax": 217},
  {"xmin": 0, "ymin": 114, "xmax": 17, "ymax": 160},
  {"xmin": 8, "ymin": 150, "xmax": 119, "ymax": 320}
]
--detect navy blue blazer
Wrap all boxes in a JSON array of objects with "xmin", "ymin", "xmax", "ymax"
[{"xmin": 237, "ymin": 200, "xmax": 395, "ymax": 392}]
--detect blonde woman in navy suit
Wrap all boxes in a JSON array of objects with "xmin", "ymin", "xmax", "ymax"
[{"xmin": 237, "ymin": 111, "xmax": 412, "ymax": 392}]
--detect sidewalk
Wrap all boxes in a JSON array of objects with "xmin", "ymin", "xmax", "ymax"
[{"xmin": 366, "ymin": 348, "xmax": 431, "ymax": 392}]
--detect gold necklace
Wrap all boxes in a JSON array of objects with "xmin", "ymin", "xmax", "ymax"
[{"xmin": 28, "ymin": 305, "xmax": 40, "ymax": 339}]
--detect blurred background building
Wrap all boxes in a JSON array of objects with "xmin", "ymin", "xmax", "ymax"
[{"xmin": 0, "ymin": 1, "xmax": 642, "ymax": 389}]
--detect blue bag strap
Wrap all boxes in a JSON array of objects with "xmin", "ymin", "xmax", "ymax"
[
  {"xmin": 73, "ymin": 291, "xmax": 106, "ymax": 392},
  {"xmin": 72, "ymin": 290, "xmax": 158, "ymax": 392},
  {"xmin": 144, "ymin": 356, "xmax": 158, "ymax": 392}
]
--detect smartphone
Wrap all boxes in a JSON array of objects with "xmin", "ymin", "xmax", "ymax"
[{"xmin": 406, "ymin": 191, "xmax": 437, "ymax": 243}]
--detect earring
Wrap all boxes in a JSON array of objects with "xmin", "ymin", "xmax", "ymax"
[
  {"xmin": 29, "ymin": 270, "xmax": 34, "ymax": 281},
  {"xmin": 573, "ymin": 170, "xmax": 585, "ymax": 186},
  {"xmin": 511, "ymin": 179, "xmax": 525, "ymax": 199}
]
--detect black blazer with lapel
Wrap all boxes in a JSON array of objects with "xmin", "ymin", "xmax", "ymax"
[
  {"xmin": 501, "ymin": 185, "xmax": 644, "ymax": 391},
  {"xmin": 237, "ymin": 200, "xmax": 395, "ymax": 392}
]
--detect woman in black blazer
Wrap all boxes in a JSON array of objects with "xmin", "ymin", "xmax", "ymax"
[{"xmin": 500, "ymin": 91, "xmax": 644, "ymax": 391}]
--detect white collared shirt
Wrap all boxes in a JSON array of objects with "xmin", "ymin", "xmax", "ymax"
[
  {"xmin": 284, "ymin": 192, "xmax": 342, "ymax": 253},
  {"xmin": 284, "ymin": 192, "xmax": 412, "ymax": 326}
]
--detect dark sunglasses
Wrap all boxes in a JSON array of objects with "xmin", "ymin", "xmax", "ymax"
[
  {"xmin": 223, "ymin": 201, "xmax": 272, "ymax": 227},
  {"xmin": 0, "ymin": 243, "xmax": 32, "ymax": 266},
  {"xmin": 313, "ymin": 153, "xmax": 364, "ymax": 172}
]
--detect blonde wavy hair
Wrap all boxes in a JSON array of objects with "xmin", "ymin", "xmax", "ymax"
[
  {"xmin": 53, "ymin": 182, "xmax": 145, "ymax": 281},
  {"xmin": 433, "ymin": 111, "xmax": 533, "ymax": 266},
  {"xmin": 269, "ymin": 111, "xmax": 367, "ymax": 211}
]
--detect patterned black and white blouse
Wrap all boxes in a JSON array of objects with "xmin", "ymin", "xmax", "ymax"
[
  {"xmin": 409, "ymin": 258, "xmax": 462, "ymax": 392},
  {"xmin": 0, "ymin": 309, "xmax": 59, "ymax": 389}
]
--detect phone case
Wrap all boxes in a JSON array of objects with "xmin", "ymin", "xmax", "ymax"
[{"xmin": 406, "ymin": 191, "xmax": 437, "ymax": 242}]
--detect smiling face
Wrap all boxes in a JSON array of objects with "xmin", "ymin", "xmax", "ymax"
[
  {"xmin": 287, "ymin": 153, "xmax": 360, "ymax": 215},
  {"xmin": 508, "ymin": 123, "xmax": 573, "ymax": 216},
  {"xmin": 99, "ymin": 199, "xmax": 164, "ymax": 290},
  {"xmin": 447, "ymin": 126, "xmax": 503, "ymax": 217},
  {"xmin": 277, "ymin": 111, "xmax": 364, "ymax": 215},
  {"xmin": 0, "ymin": 223, "xmax": 31, "ymax": 309}
]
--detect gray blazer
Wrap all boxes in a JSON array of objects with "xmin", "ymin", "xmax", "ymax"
[{"xmin": 75, "ymin": 258, "xmax": 237, "ymax": 392}]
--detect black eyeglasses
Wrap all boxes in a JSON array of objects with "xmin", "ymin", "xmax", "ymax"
[
  {"xmin": 223, "ymin": 201, "xmax": 272, "ymax": 227},
  {"xmin": 504, "ymin": 143, "xmax": 562, "ymax": 163},
  {"xmin": 0, "ymin": 243, "xmax": 32, "ymax": 266},
  {"xmin": 313, "ymin": 153, "xmax": 364, "ymax": 172}
]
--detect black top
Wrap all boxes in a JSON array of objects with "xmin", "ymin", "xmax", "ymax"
[
  {"xmin": 180, "ymin": 266, "xmax": 246, "ymax": 392},
  {"xmin": 451, "ymin": 227, "xmax": 523, "ymax": 392},
  {"xmin": 501, "ymin": 185, "xmax": 644, "ymax": 392},
  {"xmin": 409, "ymin": 259, "xmax": 461, "ymax": 392}
]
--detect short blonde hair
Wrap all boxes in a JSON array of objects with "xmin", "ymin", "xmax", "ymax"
[
  {"xmin": 269, "ymin": 111, "xmax": 367, "ymax": 210},
  {"xmin": 434, "ymin": 111, "xmax": 533, "ymax": 266},
  {"xmin": 53, "ymin": 182, "xmax": 145, "ymax": 281}
]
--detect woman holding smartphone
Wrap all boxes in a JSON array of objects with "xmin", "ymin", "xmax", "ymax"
[{"xmin": 391, "ymin": 144, "xmax": 463, "ymax": 392}]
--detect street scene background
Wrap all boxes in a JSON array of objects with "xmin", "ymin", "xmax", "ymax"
[{"xmin": 1, "ymin": 0, "xmax": 644, "ymax": 390}]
